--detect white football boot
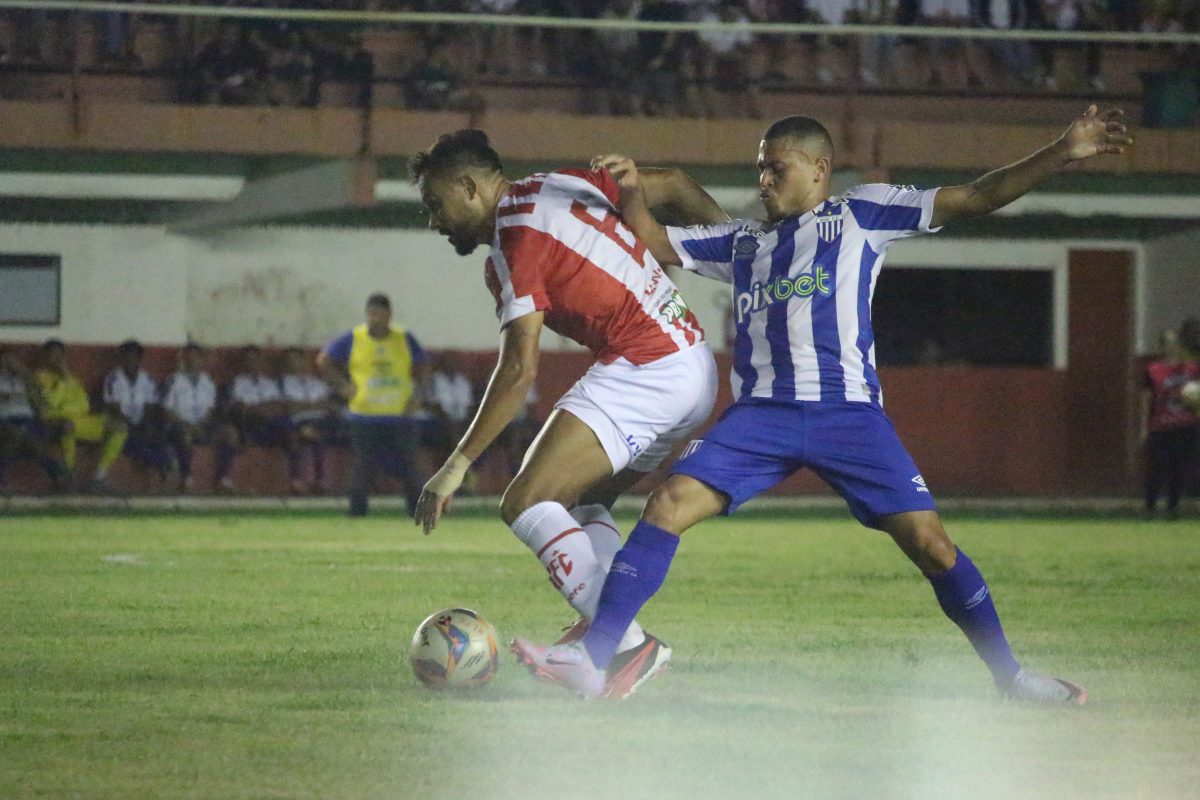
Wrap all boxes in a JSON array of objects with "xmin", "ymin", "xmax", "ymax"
[
  {"xmin": 511, "ymin": 638, "xmax": 605, "ymax": 699},
  {"xmin": 1002, "ymin": 668, "xmax": 1087, "ymax": 706}
]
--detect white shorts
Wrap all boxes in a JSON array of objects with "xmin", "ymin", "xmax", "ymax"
[{"xmin": 554, "ymin": 343, "xmax": 718, "ymax": 474}]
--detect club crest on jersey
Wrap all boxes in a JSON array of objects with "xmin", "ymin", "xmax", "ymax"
[{"xmin": 815, "ymin": 208, "xmax": 843, "ymax": 242}]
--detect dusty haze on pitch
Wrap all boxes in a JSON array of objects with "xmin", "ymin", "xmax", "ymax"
[{"xmin": 427, "ymin": 676, "xmax": 1194, "ymax": 800}]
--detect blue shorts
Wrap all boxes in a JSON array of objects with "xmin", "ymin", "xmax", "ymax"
[{"xmin": 671, "ymin": 398, "xmax": 936, "ymax": 530}]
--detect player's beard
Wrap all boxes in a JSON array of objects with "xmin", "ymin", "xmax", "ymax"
[{"xmin": 445, "ymin": 230, "xmax": 478, "ymax": 256}]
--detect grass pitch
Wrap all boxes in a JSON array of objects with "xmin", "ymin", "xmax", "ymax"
[{"xmin": 2, "ymin": 509, "xmax": 1198, "ymax": 800}]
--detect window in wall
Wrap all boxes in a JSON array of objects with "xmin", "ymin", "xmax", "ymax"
[
  {"xmin": 872, "ymin": 267, "xmax": 1053, "ymax": 367},
  {"xmin": 0, "ymin": 254, "xmax": 61, "ymax": 326}
]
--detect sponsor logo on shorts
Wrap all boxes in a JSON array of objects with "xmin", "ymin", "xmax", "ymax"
[
  {"xmin": 679, "ymin": 439, "xmax": 703, "ymax": 460},
  {"xmin": 912, "ymin": 475, "xmax": 929, "ymax": 494}
]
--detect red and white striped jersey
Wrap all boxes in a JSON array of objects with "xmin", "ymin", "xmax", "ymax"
[{"xmin": 484, "ymin": 168, "xmax": 705, "ymax": 366}]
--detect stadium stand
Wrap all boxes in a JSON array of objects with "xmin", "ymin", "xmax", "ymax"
[{"xmin": 1, "ymin": 5, "xmax": 1197, "ymax": 120}]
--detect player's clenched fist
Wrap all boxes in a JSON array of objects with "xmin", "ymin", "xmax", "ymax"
[{"xmin": 591, "ymin": 154, "xmax": 641, "ymax": 192}]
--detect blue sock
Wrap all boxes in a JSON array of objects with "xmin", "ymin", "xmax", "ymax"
[
  {"xmin": 582, "ymin": 520, "xmax": 680, "ymax": 670},
  {"xmin": 928, "ymin": 548, "xmax": 1021, "ymax": 689}
]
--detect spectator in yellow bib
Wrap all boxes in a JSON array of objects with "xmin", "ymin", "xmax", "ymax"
[
  {"xmin": 317, "ymin": 293, "xmax": 429, "ymax": 517},
  {"xmin": 34, "ymin": 339, "xmax": 128, "ymax": 494}
]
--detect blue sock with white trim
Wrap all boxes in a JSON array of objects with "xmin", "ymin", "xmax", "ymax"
[
  {"xmin": 928, "ymin": 548, "xmax": 1021, "ymax": 689},
  {"xmin": 581, "ymin": 520, "xmax": 679, "ymax": 670}
]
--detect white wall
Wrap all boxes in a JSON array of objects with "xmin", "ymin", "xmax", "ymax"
[
  {"xmin": 1140, "ymin": 228, "xmax": 1200, "ymax": 354},
  {"xmin": 183, "ymin": 227, "xmax": 504, "ymax": 349},
  {"xmin": 0, "ymin": 224, "xmax": 188, "ymax": 344},
  {"xmin": 0, "ymin": 222, "xmax": 1146, "ymax": 363},
  {"xmin": 0, "ymin": 223, "xmax": 719, "ymax": 351}
]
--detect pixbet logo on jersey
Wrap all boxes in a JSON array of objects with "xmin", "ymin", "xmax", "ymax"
[{"xmin": 735, "ymin": 268, "xmax": 832, "ymax": 323}]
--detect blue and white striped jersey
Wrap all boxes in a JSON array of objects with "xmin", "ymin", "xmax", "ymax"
[{"xmin": 666, "ymin": 183, "xmax": 940, "ymax": 404}]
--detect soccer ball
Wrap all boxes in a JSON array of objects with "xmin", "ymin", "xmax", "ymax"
[
  {"xmin": 1182, "ymin": 380, "xmax": 1200, "ymax": 411},
  {"xmin": 409, "ymin": 608, "xmax": 500, "ymax": 689}
]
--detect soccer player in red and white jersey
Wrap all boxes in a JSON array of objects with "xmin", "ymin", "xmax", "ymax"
[{"xmin": 410, "ymin": 129, "xmax": 727, "ymax": 697}]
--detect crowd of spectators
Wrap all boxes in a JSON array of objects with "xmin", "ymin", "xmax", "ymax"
[
  {"xmin": 2, "ymin": 1, "xmax": 1197, "ymax": 115},
  {"xmin": 0, "ymin": 338, "xmax": 539, "ymax": 498}
]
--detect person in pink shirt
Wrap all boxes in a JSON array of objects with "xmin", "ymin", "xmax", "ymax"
[{"xmin": 1141, "ymin": 327, "xmax": 1200, "ymax": 520}]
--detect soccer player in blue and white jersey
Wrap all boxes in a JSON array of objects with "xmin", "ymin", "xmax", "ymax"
[{"xmin": 513, "ymin": 105, "xmax": 1132, "ymax": 703}]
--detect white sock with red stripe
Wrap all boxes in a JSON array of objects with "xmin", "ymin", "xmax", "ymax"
[
  {"xmin": 569, "ymin": 503, "xmax": 646, "ymax": 653},
  {"xmin": 512, "ymin": 501, "xmax": 645, "ymax": 653},
  {"xmin": 570, "ymin": 503, "xmax": 622, "ymax": 572},
  {"xmin": 511, "ymin": 501, "xmax": 605, "ymax": 620}
]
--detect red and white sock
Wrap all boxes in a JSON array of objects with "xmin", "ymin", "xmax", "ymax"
[
  {"xmin": 511, "ymin": 501, "xmax": 604, "ymax": 619},
  {"xmin": 569, "ymin": 503, "xmax": 645, "ymax": 653},
  {"xmin": 570, "ymin": 503, "xmax": 622, "ymax": 572}
]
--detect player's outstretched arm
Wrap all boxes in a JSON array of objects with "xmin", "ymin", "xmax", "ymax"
[
  {"xmin": 591, "ymin": 154, "xmax": 683, "ymax": 267},
  {"xmin": 639, "ymin": 167, "xmax": 730, "ymax": 226},
  {"xmin": 931, "ymin": 105, "xmax": 1132, "ymax": 229},
  {"xmin": 414, "ymin": 312, "xmax": 543, "ymax": 534}
]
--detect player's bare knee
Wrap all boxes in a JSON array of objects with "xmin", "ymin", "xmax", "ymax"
[
  {"xmin": 884, "ymin": 511, "xmax": 956, "ymax": 573},
  {"xmin": 500, "ymin": 474, "xmax": 571, "ymax": 526},
  {"xmin": 912, "ymin": 519, "xmax": 957, "ymax": 572},
  {"xmin": 640, "ymin": 488, "xmax": 677, "ymax": 530},
  {"xmin": 642, "ymin": 478, "xmax": 703, "ymax": 534},
  {"xmin": 924, "ymin": 531, "xmax": 958, "ymax": 572},
  {"xmin": 499, "ymin": 482, "xmax": 530, "ymax": 526}
]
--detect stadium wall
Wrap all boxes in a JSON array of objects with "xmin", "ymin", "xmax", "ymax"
[
  {"xmin": 0, "ymin": 222, "xmax": 1122, "ymax": 354},
  {"xmin": 0, "ymin": 340, "xmax": 1069, "ymax": 497},
  {"xmin": 3, "ymin": 102, "xmax": 1198, "ymax": 176},
  {"xmin": 0, "ymin": 224, "xmax": 1150, "ymax": 495},
  {"xmin": 1140, "ymin": 227, "xmax": 1200, "ymax": 354}
]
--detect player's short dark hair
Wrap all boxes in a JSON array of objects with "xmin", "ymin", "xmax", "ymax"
[
  {"xmin": 763, "ymin": 115, "xmax": 834, "ymax": 157},
  {"xmin": 408, "ymin": 129, "xmax": 503, "ymax": 185},
  {"xmin": 366, "ymin": 292, "xmax": 391, "ymax": 310},
  {"xmin": 118, "ymin": 339, "xmax": 144, "ymax": 356}
]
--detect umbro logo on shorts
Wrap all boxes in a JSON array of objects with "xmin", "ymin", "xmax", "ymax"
[{"xmin": 912, "ymin": 475, "xmax": 929, "ymax": 493}]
